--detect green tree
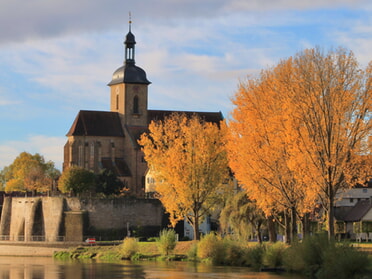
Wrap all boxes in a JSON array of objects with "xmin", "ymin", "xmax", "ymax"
[
  {"xmin": 220, "ymin": 191, "xmax": 266, "ymax": 242},
  {"xmin": 96, "ymin": 169, "xmax": 124, "ymax": 195},
  {"xmin": 139, "ymin": 113, "xmax": 230, "ymax": 240},
  {"xmin": 58, "ymin": 166, "xmax": 95, "ymax": 195},
  {"xmin": 0, "ymin": 152, "xmax": 60, "ymax": 193}
]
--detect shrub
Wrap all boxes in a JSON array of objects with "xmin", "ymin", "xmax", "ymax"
[
  {"xmin": 318, "ymin": 242, "xmax": 370, "ymax": 279},
  {"xmin": 186, "ymin": 242, "xmax": 198, "ymax": 261},
  {"xmin": 283, "ymin": 234, "xmax": 370, "ymax": 278},
  {"xmin": 263, "ymin": 242, "xmax": 287, "ymax": 268},
  {"xmin": 197, "ymin": 233, "xmax": 224, "ymax": 264},
  {"xmin": 245, "ymin": 244, "xmax": 265, "ymax": 271},
  {"xmin": 121, "ymin": 237, "xmax": 139, "ymax": 259},
  {"xmin": 157, "ymin": 229, "xmax": 177, "ymax": 256},
  {"xmin": 222, "ymin": 239, "xmax": 247, "ymax": 266}
]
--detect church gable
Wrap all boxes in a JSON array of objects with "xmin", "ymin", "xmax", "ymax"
[{"xmin": 67, "ymin": 110, "xmax": 124, "ymax": 137}]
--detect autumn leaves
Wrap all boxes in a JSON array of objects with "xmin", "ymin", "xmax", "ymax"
[{"xmin": 140, "ymin": 47, "xmax": 371, "ymax": 241}]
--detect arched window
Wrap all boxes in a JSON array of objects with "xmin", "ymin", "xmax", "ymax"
[
  {"xmin": 116, "ymin": 94, "xmax": 119, "ymax": 110},
  {"xmin": 133, "ymin": 95, "xmax": 139, "ymax": 114}
]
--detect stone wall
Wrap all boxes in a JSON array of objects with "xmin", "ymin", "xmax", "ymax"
[{"xmin": 0, "ymin": 196, "xmax": 164, "ymax": 242}]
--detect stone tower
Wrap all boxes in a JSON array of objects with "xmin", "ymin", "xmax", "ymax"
[{"xmin": 108, "ymin": 22, "xmax": 151, "ymax": 127}]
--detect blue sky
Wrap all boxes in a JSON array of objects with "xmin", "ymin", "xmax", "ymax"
[{"xmin": 0, "ymin": 0, "xmax": 371, "ymax": 170}]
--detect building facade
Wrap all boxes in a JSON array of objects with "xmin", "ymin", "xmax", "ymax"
[{"xmin": 63, "ymin": 24, "xmax": 222, "ymax": 197}]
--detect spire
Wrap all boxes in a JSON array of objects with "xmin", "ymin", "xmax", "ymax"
[{"xmin": 124, "ymin": 12, "xmax": 136, "ymax": 64}]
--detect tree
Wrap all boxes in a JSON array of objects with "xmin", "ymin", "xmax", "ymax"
[
  {"xmin": 220, "ymin": 191, "xmax": 266, "ymax": 242},
  {"xmin": 0, "ymin": 152, "xmax": 60, "ymax": 193},
  {"xmin": 227, "ymin": 47, "xmax": 372, "ymax": 240},
  {"xmin": 226, "ymin": 58, "xmax": 318, "ymax": 243},
  {"xmin": 96, "ymin": 169, "xmax": 124, "ymax": 196},
  {"xmin": 58, "ymin": 166, "xmax": 96, "ymax": 195},
  {"xmin": 139, "ymin": 113, "xmax": 230, "ymax": 240}
]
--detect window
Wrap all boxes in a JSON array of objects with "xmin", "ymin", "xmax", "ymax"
[
  {"xmin": 116, "ymin": 94, "xmax": 119, "ymax": 110},
  {"xmin": 133, "ymin": 96, "xmax": 139, "ymax": 114}
]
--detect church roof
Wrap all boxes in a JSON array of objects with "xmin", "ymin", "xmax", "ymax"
[
  {"xmin": 66, "ymin": 110, "xmax": 124, "ymax": 137},
  {"xmin": 148, "ymin": 110, "xmax": 223, "ymax": 125},
  {"xmin": 108, "ymin": 63, "xmax": 151, "ymax": 85}
]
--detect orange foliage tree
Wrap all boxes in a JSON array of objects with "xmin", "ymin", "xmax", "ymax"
[
  {"xmin": 139, "ymin": 113, "xmax": 230, "ymax": 240},
  {"xmin": 225, "ymin": 58, "xmax": 318, "ymax": 243},
  {"xmin": 227, "ymin": 47, "xmax": 372, "ymax": 240},
  {"xmin": 1, "ymin": 152, "xmax": 60, "ymax": 193}
]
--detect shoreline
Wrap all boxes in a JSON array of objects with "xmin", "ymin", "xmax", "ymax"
[{"xmin": 0, "ymin": 241, "xmax": 77, "ymax": 257}]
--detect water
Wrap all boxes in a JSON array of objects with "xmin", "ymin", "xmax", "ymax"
[{"xmin": 0, "ymin": 257, "xmax": 304, "ymax": 279}]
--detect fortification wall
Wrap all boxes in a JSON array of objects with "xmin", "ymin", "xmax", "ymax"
[
  {"xmin": 80, "ymin": 198, "xmax": 163, "ymax": 229},
  {"xmin": 0, "ymin": 196, "xmax": 164, "ymax": 242}
]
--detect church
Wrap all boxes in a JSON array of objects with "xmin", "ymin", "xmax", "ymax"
[{"xmin": 63, "ymin": 24, "xmax": 223, "ymax": 197}]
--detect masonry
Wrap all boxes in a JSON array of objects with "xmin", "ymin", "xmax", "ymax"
[{"xmin": 0, "ymin": 196, "xmax": 164, "ymax": 242}]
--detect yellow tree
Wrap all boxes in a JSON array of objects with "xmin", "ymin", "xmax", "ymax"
[
  {"xmin": 139, "ymin": 113, "xmax": 230, "ymax": 240},
  {"xmin": 1, "ymin": 152, "xmax": 60, "ymax": 193},
  {"xmin": 227, "ymin": 47, "xmax": 371, "ymax": 241},
  {"xmin": 226, "ymin": 59, "xmax": 318, "ymax": 243},
  {"xmin": 290, "ymin": 48, "xmax": 372, "ymax": 238}
]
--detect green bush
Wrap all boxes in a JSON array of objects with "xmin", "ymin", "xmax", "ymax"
[
  {"xmin": 245, "ymin": 244, "xmax": 265, "ymax": 270},
  {"xmin": 263, "ymin": 242, "xmax": 287, "ymax": 268},
  {"xmin": 222, "ymin": 239, "xmax": 247, "ymax": 266},
  {"xmin": 186, "ymin": 242, "xmax": 198, "ymax": 261},
  {"xmin": 197, "ymin": 233, "xmax": 224, "ymax": 264},
  {"xmin": 157, "ymin": 229, "xmax": 177, "ymax": 256},
  {"xmin": 283, "ymin": 243, "xmax": 306, "ymax": 272},
  {"xmin": 121, "ymin": 237, "xmax": 139, "ymax": 259},
  {"xmin": 283, "ymin": 234, "xmax": 370, "ymax": 278},
  {"xmin": 318, "ymin": 242, "xmax": 369, "ymax": 279}
]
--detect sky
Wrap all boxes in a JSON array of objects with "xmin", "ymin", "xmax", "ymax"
[{"xmin": 0, "ymin": 0, "xmax": 371, "ymax": 171}]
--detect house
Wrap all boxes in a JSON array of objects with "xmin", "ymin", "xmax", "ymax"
[
  {"xmin": 334, "ymin": 180, "xmax": 372, "ymax": 240},
  {"xmin": 63, "ymin": 22, "xmax": 222, "ymax": 197}
]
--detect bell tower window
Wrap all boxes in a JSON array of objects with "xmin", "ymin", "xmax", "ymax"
[
  {"xmin": 116, "ymin": 93, "xmax": 119, "ymax": 110},
  {"xmin": 133, "ymin": 95, "xmax": 139, "ymax": 114}
]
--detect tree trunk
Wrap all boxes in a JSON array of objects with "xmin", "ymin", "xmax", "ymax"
[
  {"xmin": 291, "ymin": 206, "xmax": 298, "ymax": 243},
  {"xmin": 284, "ymin": 212, "xmax": 291, "ymax": 244},
  {"xmin": 327, "ymin": 184, "xmax": 335, "ymax": 240},
  {"xmin": 193, "ymin": 215, "xmax": 200, "ymax": 240},
  {"xmin": 302, "ymin": 213, "xmax": 310, "ymax": 240},
  {"xmin": 256, "ymin": 223, "xmax": 262, "ymax": 243},
  {"xmin": 267, "ymin": 216, "xmax": 277, "ymax": 242}
]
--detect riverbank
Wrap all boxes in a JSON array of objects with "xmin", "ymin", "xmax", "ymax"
[
  {"xmin": 0, "ymin": 240, "xmax": 371, "ymax": 257},
  {"xmin": 0, "ymin": 241, "xmax": 79, "ymax": 256}
]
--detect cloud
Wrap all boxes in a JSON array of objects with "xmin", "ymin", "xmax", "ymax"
[
  {"xmin": 0, "ymin": 135, "xmax": 66, "ymax": 170},
  {"xmin": 0, "ymin": 0, "xmax": 369, "ymax": 45}
]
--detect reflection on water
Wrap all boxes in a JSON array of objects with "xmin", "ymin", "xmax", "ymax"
[{"xmin": 0, "ymin": 257, "xmax": 303, "ymax": 279}]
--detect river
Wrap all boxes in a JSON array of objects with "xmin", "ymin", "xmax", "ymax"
[{"xmin": 0, "ymin": 256, "xmax": 304, "ymax": 279}]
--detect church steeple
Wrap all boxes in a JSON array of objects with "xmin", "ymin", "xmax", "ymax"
[
  {"xmin": 108, "ymin": 18, "xmax": 150, "ymax": 127},
  {"xmin": 124, "ymin": 18, "xmax": 136, "ymax": 64}
]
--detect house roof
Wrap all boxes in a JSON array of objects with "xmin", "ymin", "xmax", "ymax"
[
  {"xmin": 343, "ymin": 199, "xmax": 372, "ymax": 222},
  {"xmin": 66, "ymin": 110, "xmax": 124, "ymax": 137}
]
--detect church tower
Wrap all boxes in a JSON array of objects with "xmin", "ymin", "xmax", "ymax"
[{"xmin": 108, "ymin": 21, "xmax": 151, "ymax": 127}]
